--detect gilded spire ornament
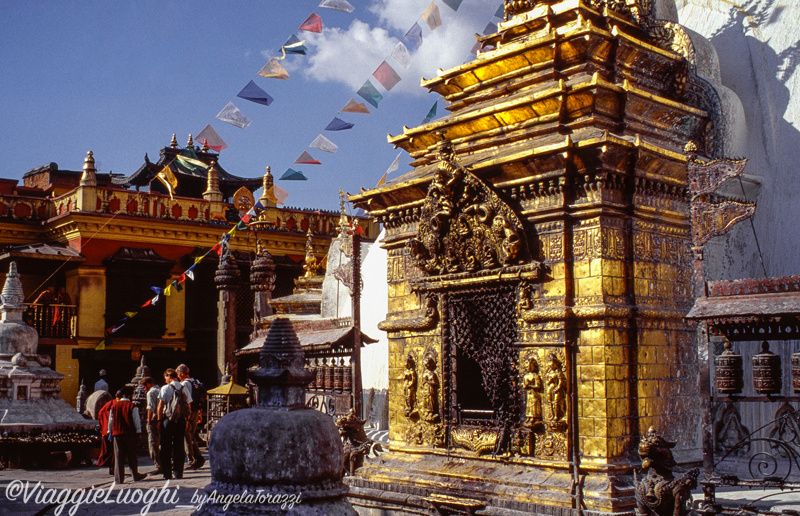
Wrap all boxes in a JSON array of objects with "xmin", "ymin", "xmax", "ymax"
[
  {"xmin": 187, "ymin": 134, "xmax": 194, "ymax": 148},
  {"xmin": 79, "ymin": 150, "xmax": 97, "ymax": 187},
  {"xmin": 170, "ymin": 133, "xmax": 178, "ymax": 148}
]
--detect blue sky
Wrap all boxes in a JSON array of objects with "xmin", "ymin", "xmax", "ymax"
[{"xmin": 1, "ymin": 0, "xmax": 501, "ymax": 210}]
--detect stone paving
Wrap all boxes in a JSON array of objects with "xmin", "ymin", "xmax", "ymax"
[{"xmin": 0, "ymin": 453, "xmax": 212, "ymax": 516}]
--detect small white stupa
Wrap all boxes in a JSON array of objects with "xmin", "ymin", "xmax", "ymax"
[{"xmin": 0, "ymin": 261, "xmax": 95, "ymax": 435}]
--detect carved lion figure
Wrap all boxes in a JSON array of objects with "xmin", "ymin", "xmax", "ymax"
[
  {"xmin": 635, "ymin": 427, "xmax": 699, "ymax": 516},
  {"xmin": 336, "ymin": 409, "xmax": 383, "ymax": 476}
]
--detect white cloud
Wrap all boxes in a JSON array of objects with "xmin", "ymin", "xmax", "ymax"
[
  {"xmin": 298, "ymin": 0, "xmax": 500, "ymax": 96},
  {"xmin": 303, "ymin": 20, "xmax": 396, "ymax": 90}
]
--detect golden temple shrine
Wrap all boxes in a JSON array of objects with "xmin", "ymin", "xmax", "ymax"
[{"xmin": 348, "ymin": 0, "xmax": 733, "ymax": 513}]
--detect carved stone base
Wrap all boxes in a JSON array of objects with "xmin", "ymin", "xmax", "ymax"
[{"xmin": 347, "ymin": 451, "xmax": 637, "ymax": 516}]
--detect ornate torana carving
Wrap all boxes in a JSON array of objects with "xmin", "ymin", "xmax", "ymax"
[
  {"xmin": 378, "ymin": 294, "xmax": 439, "ymax": 332},
  {"xmin": 408, "ymin": 136, "xmax": 530, "ymax": 275},
  {"xmin": 635, "ymin": 428, "xmax": 699, "ymax": 516}
]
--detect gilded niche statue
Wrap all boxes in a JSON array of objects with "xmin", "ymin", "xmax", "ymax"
[
  {"xmin": 545, "ymin": 352, "xmax": 567, "ymax": 428},
  {"xmin": 522, "ymin": 356, "xmax": 543, "ymax": 427},
  {"xmin": 407, "ymin": 135, "xmax": 529, "ymax": 275},
  {"xmin": 635, "ymin": 427, "xmax": 699, "ymax": 516},
  {"xmin": 403, "ymin": 353, "xmax": 418, "ymax": 418},
  {"xmin": 420, "ymin": 351, "xmax": 440, "ymax": 423}
]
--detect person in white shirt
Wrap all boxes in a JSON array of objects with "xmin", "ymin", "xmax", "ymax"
[
  {"xmin": 157, "ymin": 368, "xmax": 186, "ymax": 480},
  {"xmin": 139, "ymin": 376, "xmax": 162, "ymax": 475}
]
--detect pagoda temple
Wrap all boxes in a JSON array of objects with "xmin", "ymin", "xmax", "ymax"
[{"xmin": 348, "ymin": 0, "xmax": 744, "ymax": 514}]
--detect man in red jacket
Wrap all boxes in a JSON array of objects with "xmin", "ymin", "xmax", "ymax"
[
  {"xmin": 96, "ymin": 398, "xmax": 115, "ymax": 475},
  {"xmin": 108, "ymin": 386, "xmax": 146, "ymax": 483}
]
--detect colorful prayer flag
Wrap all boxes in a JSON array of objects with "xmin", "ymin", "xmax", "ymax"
[
  {"xmin": 155, "ymin": 164, "xmax": 179, "ymax": 200},
  {"xmin": 318, "ymin": 0, "xmax": 354, "ymax": 12},
  {"xmin": 236, "ymin": 220, "xmax": 247, "ymax": 231},
  {"xmin": 341, "ymin": 98, "xmax": 371, "ymax": 114},
  {"xmin": 196, "ymin": 125, "xmax": 228, "ymax": 151},
  {"xmin": 273, "ymin": 184, "xmax": 290, "ymax": 204},
  {"xmin": 186, "ymin": 269, "xmax": 195, "ymax": 281},
  {"xmin": 125, "ymin": 311, "xmax": 138, "ymax": 318},
  {"xmin": 175, "ymin": 154, "xmax": 207, "ymax": 172},
  {"xmin": 258, "ymin": 59, "xmax": 290, "ymax": 80},
  {"xmin": 141, "ymin": 298, "xmax": 153, "ymax": 308},
  {"xmin": 237, "ymin": 80, "xmax": 274, "ymax": 106},
  {"xmin": 386, "ymin": 152, "xmax": 401, "ymax": 175},
  {"xmin": 295, "ymin": 151, "xmax": 321, "ymax": 164},
  {"xmin": 310, "ymin": 134, "xmax": 338, "ymax": 153},
  {"xmin": 403, "ymin": 23, "xmax": 423, "ymax": 51},
  {"xmin": 174, "ymin": 281, "xmax": 183, "ymax": 293},
  {"xmin": 422, "ymin": 100, "xmax": 438, "ymax": 123},
  {"xmin": 242, "ymin": 206, "xmax": 257, "ymax": 223},
  {"xmin": 150, "ymin": 286, "xmax": 163, "ymax": 295},
  {"xmin": 299, "ymin": 13, "xmax": 322, "ymax": 33},
  {"xmin": 357, "ymin": 80, "xmax": 383, "ymax": 108},
  {"xmin": 422, "ymin": 3, "xmax": 442, "ymax": 30},
  {"xmin": 216, "ymin": 102, "xmax": 252, "ymax": 129},
  {"xmin": 95, "ymin": 340, "xmax": 106, "ymax": 351},
  {"xmin": 164, "ymin": 284, "xmax": 172, "ymax": 296},
  {"xmin": 376, "ymin": 172, "xmax": 387, "ymax": 187},
  {"xmin": 373, "ymin": 61, "xmax": 401, "ymax": 91},
  {"xmin": 442, "ymin": 0, "xmax": 464, "ymax": 11},
  {"xmin": 212, "ymin": 243, "xmax": 222, "ymax": 256},
  {"xmin": 280, "ymin": 35, "xmax": 307, "ymax": 57},
  {"xmin": 390, "ymin": 42, "xmax": 412, "ymax": 70},
  {"xmin": 325, "ymin": 117, "xmax": 354, "ymax": 131},
  {"xmin": 281, "ymin": 169, "xmax": 308, "ymax": 180}
]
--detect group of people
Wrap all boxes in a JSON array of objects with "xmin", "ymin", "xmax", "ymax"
[{"xmin": 96, "ymin": 364, "xmax": 205, "ymax": 483}]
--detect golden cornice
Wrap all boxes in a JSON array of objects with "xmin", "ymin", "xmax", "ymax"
[
  {"xmin": 390, "ymin": 79, "xmax": 568, "ymax": 152},
  {"xmin": 391, "ymin": 73, "xmax": 704, "ymax": 160},
  {"xmin": 40, "ymin": 213, "xmax": 319, "ymax": 256}
]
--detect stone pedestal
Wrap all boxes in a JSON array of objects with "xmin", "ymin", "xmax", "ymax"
[{"xmin": 195, "ymin": 318, "xmax": 355, "ymax": 515}]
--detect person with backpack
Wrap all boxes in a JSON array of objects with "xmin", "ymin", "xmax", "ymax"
[
  {"xmin": 157, "ymin": 368, "xmax": 189, "ymax": 480},
  {"xmin": 177, "ymin": 364, "xmax": 205, "ymax": 470}
]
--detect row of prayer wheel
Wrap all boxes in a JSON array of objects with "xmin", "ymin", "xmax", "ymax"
[
  {"xmin": 307, "ymin": 358, "xmax": 352, "ymax": 393},
  {"xmin": 716, "ymin": 341, "xmax": 800, "ymax": 395}
]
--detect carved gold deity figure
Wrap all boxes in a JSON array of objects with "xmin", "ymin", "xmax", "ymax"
[
  {"xmin": 522, "ymin": 357, "xmax": 543, "ymax": 427},
  {"xmin": 420, "ymin": 352, "xmax": 439, "ymax": 423},
  {"xmin": 545, "ymin": 353, "xmax": 566, "ymax": 423},
  {"xmin": 403, "ymin": 354, "xmax": 418, "ymax": 418}
]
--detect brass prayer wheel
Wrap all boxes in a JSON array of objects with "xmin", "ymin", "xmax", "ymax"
[
  {"xmin": 333, "ymin": 360, "xmax": 344, "ymax": 392},
  {"xmin": 323, "ymin": 359, "xmax": 334, "ymax": 391},
  {"xmin": 792, "ymin": 351, "xmax": 800, "ymax": 393},
  {"xmin": 752, "ymin": 341, "xmax": 782, "ymax": 395},
  {"xmin": 715, "ymin": 341, "xmax": 743, "ymax": 395},
  {"xmin": 315, "ymin": 359, "xmax": 324, "ymax": 390},
  {"xmin": 343, "ymin": 363, "xmax": 352, "ymax": 392}
]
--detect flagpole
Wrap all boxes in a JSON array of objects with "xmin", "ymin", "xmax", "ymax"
[{"xmin": 351, "ymin": 227, "xmax": 363, "ymax": 419}]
